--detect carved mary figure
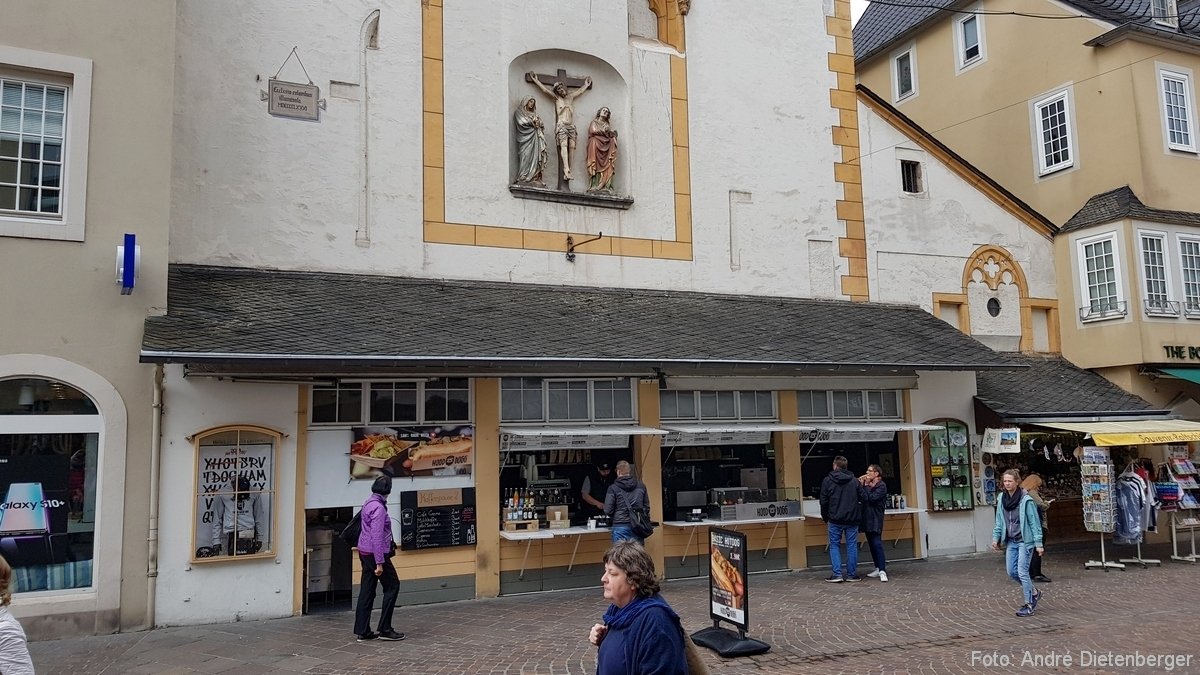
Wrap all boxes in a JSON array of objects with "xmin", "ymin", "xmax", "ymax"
[
  {"xmin": 586, "ymin": 106, "xmax": 617, "ymax": 193},
  {"xmin": 513, "ymin": 96, "xmax": 548, "ymax": 186}
]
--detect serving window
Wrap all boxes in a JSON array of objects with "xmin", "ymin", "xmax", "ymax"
[{"xmin": 191, "ymin": 425, "xmax": 280, "ymax": 562}]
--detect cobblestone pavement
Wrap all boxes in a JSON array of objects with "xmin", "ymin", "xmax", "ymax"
[{"xmin": 27, "ymin": 542, "xmax": 1200, "ymax": 674}]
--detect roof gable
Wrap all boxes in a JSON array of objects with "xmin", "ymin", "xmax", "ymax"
[{"xmin": 1062, "ymin": 185, "xmax": 1200, "ymax": 232}]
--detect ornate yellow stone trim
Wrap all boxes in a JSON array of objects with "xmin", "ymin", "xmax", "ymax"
[
  {"xmin": 826, "ymin": 0, "xmax": 868, "ymax": 301},
  {"xmin": 421, "ymin": 1, "xmax": 694, "ymax": 260}
]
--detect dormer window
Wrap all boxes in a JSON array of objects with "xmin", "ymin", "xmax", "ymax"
[{"xmin": 1153, "ymin": 0, "xmax": 1179, "ymax": 28}]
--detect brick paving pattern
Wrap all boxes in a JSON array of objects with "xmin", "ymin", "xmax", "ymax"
[{"xmin": 26, "ymin": 543, "xmax": 1200, "ymax": 674}]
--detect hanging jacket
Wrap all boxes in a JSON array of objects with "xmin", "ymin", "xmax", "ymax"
[{"xmin": 1113, "ymin": 473, "xmax": 1146, "ymax": 545}]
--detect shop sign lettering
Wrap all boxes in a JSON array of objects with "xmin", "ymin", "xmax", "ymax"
[{"xmin": 1162, "ymin": 345, "xmax": 1200, "ymax": 359}]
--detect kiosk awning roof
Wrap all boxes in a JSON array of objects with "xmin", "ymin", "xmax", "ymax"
[
  {"xmin": 659, "ymin": 423, "xmax": 814, "ymax": 434},
  {"xmin": 1158, "ymin": 368, "xmax": 1200, "ymax": 385},
  {"xmin": 498, "ymin": 425, "xmax": 667, "ymax": 437},
  {"xmin": 1036, "ymin": 419, "xmax": 1200, "ymax": 446},
  {"xmin": 809, "ymin": 422, "xmax": 943, "ymax": 432},
  {"xmin": 141, "ymin": 264, "xmax": 1020, "ymax": 373},
  {"xmin": 975, "ymin": 354, "xmax": 1167, "ymax": 423}
]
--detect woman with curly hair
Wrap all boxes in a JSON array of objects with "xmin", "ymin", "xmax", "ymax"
[
  {"xmin": 0, "ymin": 554, "xmax": 35, "ymax": 675},
  {"xmin": 589, "ymin": 542, "xmax": 689, "ymax": 674}
]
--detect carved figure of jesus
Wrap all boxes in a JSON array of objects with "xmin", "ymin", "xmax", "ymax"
[{"xmin": 528, "ymin": 72, "xmax": 592, "ymax": 183}]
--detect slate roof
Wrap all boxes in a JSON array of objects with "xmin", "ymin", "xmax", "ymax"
[
  {"xmin": 141, "ymin": 265, "xmax": 1019, "ymax": 372},
  {"xmin": 1061, "ymin": 185, "xmax": 1200, "ymax": 232},
  {"xmin": 975, "ymin": 353, "xmax": 1167, "ymax": 420},
  {"xmin": 854, "ymin": 0, "xmax": 1200, "ymax": 65}
]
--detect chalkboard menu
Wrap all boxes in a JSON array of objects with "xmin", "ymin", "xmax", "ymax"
[{"xmin": 399, "ymin": 487, "xmax": 477, "ymax": 551}]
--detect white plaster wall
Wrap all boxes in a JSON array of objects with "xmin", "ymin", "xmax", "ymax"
[
  {"xmin": 858, "ymin": 101, "xmax": 1057, "ymax": 315},
  {"xmin": 909, "ymin": 370, "xmax": 982, "ymax": 556},
  {"xmin": 170, "ymin": 0, "xmax": 845, "ymax": 298},
  {"xmin": 155, "ymin": 367, "xmax": 299, "ymax": 626}
]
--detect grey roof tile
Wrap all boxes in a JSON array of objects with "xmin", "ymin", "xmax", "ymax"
[
  {"xmin": 141, "ymin": 265, "xmax": 1018, "ymax": 372},
  {"xmin": 1061, "ymin": 185, "xmax": 1200, "ymax": 232},
  {"xmin": 975, "ymin": 353, "xmax": 1164, "ymax": 418},
  {"xmin": 855, "ymin": 0, "xmax": 1200, "ymax": 64}
]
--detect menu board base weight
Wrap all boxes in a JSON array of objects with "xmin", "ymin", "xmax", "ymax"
[{"xmin": 691, "ymin": 626, "xmax": 769, "ymax": 658}]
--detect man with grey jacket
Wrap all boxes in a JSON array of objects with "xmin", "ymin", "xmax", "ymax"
[{"xmin": 604, "ymin": 460, "xmax": 649, "ymax": 544}]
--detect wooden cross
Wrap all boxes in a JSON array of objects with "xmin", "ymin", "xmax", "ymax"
[{"xmin": 525, "ymin": 68, "xmax": 588, "ymax": 90}]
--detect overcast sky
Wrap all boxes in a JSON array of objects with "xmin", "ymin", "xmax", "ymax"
[{"xmin": 852, "ymin": 0, "xmax": 868, "ymax": 25}]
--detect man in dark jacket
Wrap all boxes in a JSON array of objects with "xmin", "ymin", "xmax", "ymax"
[
  {"xmin": 605, "ymin": 460, "xmax": 649, "ymax": 544},
  {"xmin": 820, "ymin": 456, "xmax": 865, "ymax": 582}
]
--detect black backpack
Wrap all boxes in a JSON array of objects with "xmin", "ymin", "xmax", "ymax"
[
  {"xmin": 623, "ymin": 490, "xmax": 655, "ymax": 539},
  {"xmin": 339, "ymin": 512, "xmax": 362, "ymax": 547}
]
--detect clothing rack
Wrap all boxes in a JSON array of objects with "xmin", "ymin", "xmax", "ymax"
[
  {"xmin": 1117, "ymin": 541, "xmax": 1160, "ymax": 567},
  {"xmin": 1170, "ymin": 512, "xmax": 1198, "ymax": 563},
  {"xmin": 1115, "ymin": 462, "xmax": 1160, "ymax": 567}
]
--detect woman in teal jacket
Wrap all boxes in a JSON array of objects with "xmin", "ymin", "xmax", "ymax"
[{"xmin": 991, "ymin": 469, "xmax": 1044, "ymax": 617}]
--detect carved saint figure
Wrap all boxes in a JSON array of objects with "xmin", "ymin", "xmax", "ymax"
[
  {"xmin": 513, "ymin": 97, "xmax": 548, "ymax": 186},
  {"xmin": 528, "ymin": 72, "xmax": 592, "ymax": 182},
  {"xmin": 585, "ymin": 107, "xmax": 618, "ymax": 193}
]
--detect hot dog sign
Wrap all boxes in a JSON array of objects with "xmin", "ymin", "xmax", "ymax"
[{"xmin": 708, "ymin": 527, "xmax": 749, "ymax": 629}]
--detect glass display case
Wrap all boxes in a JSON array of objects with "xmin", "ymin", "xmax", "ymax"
[
  {"xmin": 707, "ymin": 487, "xmax": 802, "ymax": 521},
  {"xmin": 925, "ymin": 419, "xmax": 973, "ymax": 512}
]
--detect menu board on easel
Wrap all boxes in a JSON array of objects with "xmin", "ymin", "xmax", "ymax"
[
  {"xmin": 1080, "ymin": 447, "xmax": 1114, "ymax": 533},
  {"xmin": 398, "ymin": 488, "xmax": 477, "ymax": 551}
]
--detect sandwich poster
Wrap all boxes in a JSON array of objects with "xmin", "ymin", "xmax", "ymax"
[
  {"xmin": 349, "ymin": 425, "xmax": 474, "ymax": 480},
  {"xmin": 708, "ymin": 527, "xmax": 748, "ymax": 629}
]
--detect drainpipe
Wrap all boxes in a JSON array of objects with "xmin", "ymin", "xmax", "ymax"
[{"xmin": 146, "ymin": 364, "xmax": 165, "ymax": 629}]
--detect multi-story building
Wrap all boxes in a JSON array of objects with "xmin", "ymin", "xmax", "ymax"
[
  {"xmin": 0, "ymin": 1, "xmax": 175, "ymax": 637},
  {"xmin": 854, "ymin": 0, "xmax": 1200, "ymax": 413}
]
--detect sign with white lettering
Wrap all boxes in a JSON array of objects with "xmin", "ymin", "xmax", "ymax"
[
  {"xmin": 268, "ymin": 79, "xmax": 320, "ymax": 121},
  {"xmin": 709, "ymin": 527, "xmax": 748, "ymax": 629}
]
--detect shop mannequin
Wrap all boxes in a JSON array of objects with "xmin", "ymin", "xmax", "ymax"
[{"xmin": 211, "ymin": 476, "xmax": 267, "ymax": 555}]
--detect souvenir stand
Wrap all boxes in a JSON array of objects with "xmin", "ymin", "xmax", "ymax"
[
  {"xmin": 1162, "ymin": 448, "xmax": 1199, "ymax": 563},
  {"xmin": 1080, "ymin": 447, "xmax": 1123, "ymax": 570},
  {"xmin": 1114, "ymin": 459, "xmax": 1160, "ymax": 568}
]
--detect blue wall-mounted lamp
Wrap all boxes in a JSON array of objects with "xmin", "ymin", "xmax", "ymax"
[{"xmin": 115, "ymin": 233, "xmax": 140, "ymax": 295}]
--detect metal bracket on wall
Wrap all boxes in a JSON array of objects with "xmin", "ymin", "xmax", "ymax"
[{"xmin": 565, "ymin": 232, "xmax": 604, "ymax": 263}]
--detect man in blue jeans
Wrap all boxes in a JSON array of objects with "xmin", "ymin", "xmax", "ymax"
[{"xmin": 820, "ymin": 456, "xmax": 865, "ymax": 582}]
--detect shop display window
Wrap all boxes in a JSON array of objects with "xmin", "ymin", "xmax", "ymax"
[
  {"xmin": 191, "ymin": 425, "xmax": 279, "ymax": 562},
  {"xmin": 0, "ymin": 377, "xmax": 99, "ymax": 593},
  {"xmin": 925, "ymin": 419, "xmax": 973, "ymax": 511}
]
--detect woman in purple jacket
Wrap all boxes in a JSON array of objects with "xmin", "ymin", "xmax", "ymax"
[{"xmin": 353, "ymin": 474, "xmax": 404, "ymax": 642}]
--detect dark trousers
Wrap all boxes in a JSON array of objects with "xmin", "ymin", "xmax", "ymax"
[
  {"xmin": 1028, "ymin": 547, "xmax": 1043, "ymax": 577},
  {"xmin": 865, "ymin": 531, "xmax": 886, "ymax": 572},
  {"xmin": 354, "ymin": 553, "xmax": 399, "ymax": 636}
]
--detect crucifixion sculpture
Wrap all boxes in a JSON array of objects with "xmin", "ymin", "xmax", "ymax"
[{"xmin": 527, "ymin": 69, "xmax": 592, "ymax": 189}]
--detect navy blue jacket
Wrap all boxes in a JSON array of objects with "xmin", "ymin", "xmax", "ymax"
[
  {"xmin": 596, "ymin": 594, "xmax": 688, "ymax": 675},
  {"xmin": 820, "ymin": 469, "xmax": 864, "ymax": 525},
  {"xmin": 859, "ymin": 480, "xmax": 887, "ymax": 534}
]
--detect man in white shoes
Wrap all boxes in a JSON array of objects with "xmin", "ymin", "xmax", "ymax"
[{"xmin": 859, "ymin": 464, "xmax": 889, "ymax": 583}]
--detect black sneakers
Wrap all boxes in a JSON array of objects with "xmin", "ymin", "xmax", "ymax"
[
  {"xmin": 843, "ymin": 575, "xmax": 863, "ymax": 582},
  {"xmin": 378, "ymin": 629, "xmax": 406, "ymax": 641},
  {"xmin": 356, "ymin": 631, "xmax": 378, "ymax": 642},
  {"xmin": 824, "ymin": 575, "xmax": 843, "ymax": 583}
]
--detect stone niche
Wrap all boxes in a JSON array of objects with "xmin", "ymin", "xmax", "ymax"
[{"xmin": 508, "ymin": 49, "xmax": 633, "ymax": 209}]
